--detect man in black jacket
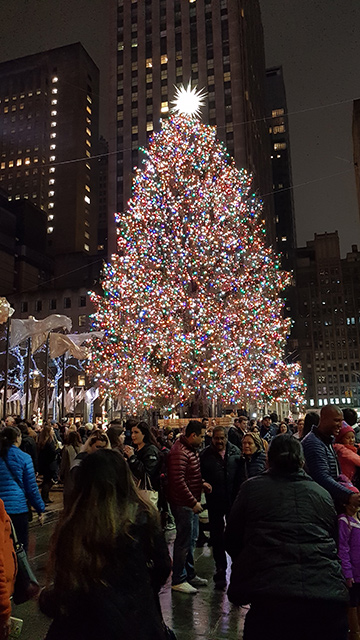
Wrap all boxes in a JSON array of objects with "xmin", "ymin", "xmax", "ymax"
[
  {"xmin": 200, "ymin": 426, "xmax": 241, "ymax": 589},
  {"xmin": 227, "ymin": 416, "xmax": 248, "ymax": 450}
]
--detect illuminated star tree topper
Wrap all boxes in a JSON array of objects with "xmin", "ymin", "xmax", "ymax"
[{"xmin": 171, "ymin": 82, "xmax": 207, "ymax": 118}]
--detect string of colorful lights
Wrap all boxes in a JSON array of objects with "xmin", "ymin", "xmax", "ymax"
[{"xmin": 89, "ymin": 100, "xmax": 305, "ymax": 412}]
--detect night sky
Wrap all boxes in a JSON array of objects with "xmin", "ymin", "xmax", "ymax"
[{"xmin": 1, "ymin": 0, "xmax": 360, "ymax": 255}]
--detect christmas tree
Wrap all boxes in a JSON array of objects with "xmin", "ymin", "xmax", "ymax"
[{"xmin": 90, "ymin": 86, "xmax": 305, "ymax": 412}]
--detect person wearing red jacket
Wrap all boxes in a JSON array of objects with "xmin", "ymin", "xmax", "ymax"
[
  {"xmin": 0, "ymin": 499, "xmax": 17, "ymax": 640},
  {"xmin": 334, "ymin": 423, "xmax": 360, "ymax": 485},
  {"xmin": 167, "ymin": 420, "xmax": 211, "ymax": 594}
]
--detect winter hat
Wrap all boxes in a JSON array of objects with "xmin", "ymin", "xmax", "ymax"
[
  {"xmin": 85, "ymin": 423, "xmax": 94, "ymax": 430},
  {"xmin": 335, "ymin": 423, "xmax": 355, "ymax": 443}
]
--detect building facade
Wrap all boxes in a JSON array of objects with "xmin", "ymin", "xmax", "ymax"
[
  {"xmin": 0, "ymin": 43, "xmax": 100, "ymax": 256},
  {"xmin": 266, "ymin": 66, "xmax": 296, "ymax": 271},
  {"xmin": 108, "ymin": 0, "xmax": 274, "ymax": 253},
  {"xmin": 293, "ymin": 231, "xmax": 360, "ymax": 409}
]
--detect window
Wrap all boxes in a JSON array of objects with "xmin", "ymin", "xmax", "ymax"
[
  {"xmin": 272, "ymin": 108, "xmax": 284, "ymax": 118},
  {"xmin": 79, "ymin": 295, "xmax": 86, "ymax": 307},
  {"xmin": 21, "ymin": 301, "xmax": 28, "ymax": 313},
  {"xmin": 64, "ymin": 297, "xmax": 71, "ymax": 309},
  {"xmin": 273, "ymin": 143, "xmax": 287, "ymax": 150},
  {"xmin": 35, "ymin": 300, "xmax": 42, "ymax": 312},
  {"xmin": 49, "ymin": 299, "xmax": 57, "ymax": 310}
]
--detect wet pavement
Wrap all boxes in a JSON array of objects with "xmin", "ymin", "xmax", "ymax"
[{"xmin": 12, "ymin": 488, "xmax": 246, "ymax": 639}]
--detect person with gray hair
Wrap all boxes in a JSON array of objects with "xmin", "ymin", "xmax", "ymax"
[{"xmin": 225, "ymin": 435, "xmax": 348, "ymax": 640}]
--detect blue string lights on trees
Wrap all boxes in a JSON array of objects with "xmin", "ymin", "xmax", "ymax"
[{"xmin": 90, "ymin": 86, "xmax": 306, "ymax": 412}]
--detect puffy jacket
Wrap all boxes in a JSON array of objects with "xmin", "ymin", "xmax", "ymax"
[
  {"xmin": 127, "ymin": 444, "xmax": 162, "ymax": 491},
  {"xmin": 225, "ymin": 469, "xmax": 348, "ymax": 606},
  {"xmin": 0, "ymin": 446, "xmax": 45, "ymax": 515},
  {"xmin": 0, "ymin": 499, "xmax": 17, "ymax": 623},
  {"xmin": 238, "ymin": 449, "xmax": 267, "ymax": 485},
  {"xmin": 333, "ymin": 443, "xmax": 360, "ymax": 483},
  {"xmin": 200, "ymin": 442, "xmax": 241, "ymax": 511},
  {"xmin": 167, "ymin": 436, "xmax": 203, "ymax": 508},
  {"xmin": 302, "ymin": 427, "xmax": 352, "ymax": 507},
  {"xmin": 338, "ymin": 514, "xmax": 360, "ymax": 581}
]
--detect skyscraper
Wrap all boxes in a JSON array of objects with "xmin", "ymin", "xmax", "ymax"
[
  {"xmin": 266, "ymin": 66, "xmax": 296, "ymax": 270},
  {"xmin": 108, "ymin": 0, "xmax": 274, "ymax": 253},
  {"xmin": 0, "ymin": 43, "xmax": 99, "ymax": 256}
]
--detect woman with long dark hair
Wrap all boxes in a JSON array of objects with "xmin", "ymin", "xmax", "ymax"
[
  {"xmin": 0, "ymin": 426, "xmax": 44, "ymax": 551},
  {"xmin": 124, "ymin": 421, "xmax": 162, "ymax": 492},
  {"xmin": 40, "ymin": 450, "xmax": 171, "ymax": 640}
]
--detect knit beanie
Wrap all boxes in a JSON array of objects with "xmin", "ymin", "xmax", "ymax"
[{"xmin": 335, "ymin": 423, "xmax": 355, "ymax": 444}]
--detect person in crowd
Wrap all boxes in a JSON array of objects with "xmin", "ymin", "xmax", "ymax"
[
  {"xmin": 334, "ymin": 423, "xmax": 360, "ymax": 485},
  {"xmin": 277, "ymin": 421, "xmax": 289, "ymax": 435},
  {"xmin": 124, "ymin": 422, "xmax": 162, "ymax": 493},
  {"xmin": 259, "ymin": 415, "xmax": 276, "ymax": 443},
  {"xmin": 228, "ymin": 416, "xmax": 248, "ymax": 450},
  {"xmin": 59, "ymin": 431, "xmax": 82, "ymax": 487},
  {"xmin": 106, "ymin": 424, "xmax": 125, "ymax": 454},
  {"xmin": 344, "ymin": 408, "xmax": 360, "ymax": 444},
  {"xmin": 302, "ymin": 411, "xmax": 319, "ymax": 440},
  {"xmin": 167, "ymin": 420, "xmax": 211, "ymax": 594},
  {"xmin": 293, "ymin": 417, "xmax": 304, "ymax": 440},
  {"xmin": 40, "ymin": 450, "xmax": 171, "ymax": 640},
  {"xmin": 225, "ymin": 436, "xmax": 349, "ymax": 640},
  {"xmin": 302, "ymin": 405, "xmax": 360, "ymax": 510},
  {"xmin": 200, "ymin": 426, "xmax": 241, "ymax": 589},
  {"xmin": 338, "ymin": 484, "xmax": 360, "ymax": 640},
  {"xmin": 238, "ymin": 432, "xmax": 267, "ymax": 486},
  {"xmin": 0, "ymin": 427, "xmax": 44, "ymax": 551},
  {"xmin": 0, "ymin": 498, "xmax": 17, "ymax": 640},
  {"xmin": 63, "ymin": 430, "xmax": 110, "ymax": 507},
  {"xmin": 18, "ymin": 422, "xmax": 38, "ymax": 472},
  {"xmin": 202, "ymin": 418, "xmax": 214, "ymax": 448},
  {"xmin": 38, "ymin": 425, "xmax": 59, "ymax": 504},
  {"xmin": 4, "ymin": 418, "xmax": 15, "ymax": 428}
]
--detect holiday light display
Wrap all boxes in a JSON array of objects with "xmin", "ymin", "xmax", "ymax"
[{"xmin": 90, "ymin": 89, "xmax": 305, "ymax": 411}]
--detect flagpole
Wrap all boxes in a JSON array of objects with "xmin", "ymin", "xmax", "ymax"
[
  {"xmin": 25, "ymin": 337, "xmax": 31, "ymax": 420},
  {"xmin": 3, "ymin": 317, "xmax": 10, "ymax": 420},
  {"xmin": 44, "ymin": 333, "xmax": 50, "ymax": 423}
]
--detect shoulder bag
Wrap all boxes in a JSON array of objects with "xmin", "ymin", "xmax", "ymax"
[
  {"xmin": 10, "ymin": 519, "xmax": 40, "ymax": 604},
  {"xmin": 139, "ymin": 473, "xmax": 159, "ymax": 509}
]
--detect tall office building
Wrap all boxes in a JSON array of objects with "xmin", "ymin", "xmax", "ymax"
[
  {"xmin": 0, "ymin": 43, "xmax": 99, "ymax": 256},
  {"xmin": 108, "ymin": 0, "xmax": 274, "ymax": 253},
  {"xmin": 266, "ymin": 66, "xmax": 296, "ymax": 271},
  {"xmin": 293, "ymin": 231, "xmax": 360, "ymax": 409}
]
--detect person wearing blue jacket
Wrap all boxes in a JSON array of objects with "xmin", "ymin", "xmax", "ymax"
[{"xmin": 0, "ymin": 426, "xmax": 45, "ymax": 551}]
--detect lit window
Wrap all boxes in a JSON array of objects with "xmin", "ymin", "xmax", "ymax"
[
  {"xmin": 49, "ymin": 155, "xmax": 56, "ymax": 162},
  {"xmin": 50, "ymin": 132, "xmax": 56, "ymax": 139},
  {"xmin": 161, "ymin": 54, "xmax": 168, "ymax": 64},
  {"xmin": 146, "ymin": 58, "xmax": 153, "ymax": 68},
  {"xmin": 50, "ymin": 144, "xmax": 56, "ymax": 150},
  {"xmin": 51, "ymin": 99, "xmax": 57, "ymax": 105},
  {"xmin": 47, "ymin": 214, "xmax": 54, "ymax": 221},
  {"xmin": 84, "ymin": 243, "xmax": 90, "ymax": 251},
  {"xmin": 51, "ymin": 110, "xmax": 57, "ymax": 116},
  {"xmin": 223, "ymin": 71, "xmax": 231, "ymax": 82},
  {"xmin": 48, "ymin": 202, "xmax": 54, "ymax": 209},
  {"xmin": 15, "ymin": 194, "xmax": 20, "ymax": 200},
  {"xmin": 281, "ymin": 236, "xmax": 287, "ymax": 242},
  {"xmin": 272, "ymin": 108, "xmax": 284, "ymax": 118},
  {"xmin": 0, "ymin": 162, "xmax": 5, "ymax": 170},
  {"xmin": 86, "ymin": 127, "xmax": 91, "ymax": 136},
  {"xmin": 146, "ymin": 122, "xmax": 153, "ymax": 131},
  {"xmin": 274, "ymin": 142, "xmax": 287, "ymax": 150},
  {"xmin": 8, "ymin": 161, "xmax": 14, "ymax": 168},
  {"xmin": 49, "ymin": 167, "xmax": 55, "ymax": 173},
  {"xmin": 87, "ymin": 95, "xmax": 92, "ymax": 104},
  {"xmin": 24, "ymin": 158, "xmax": 30, "ymax": 165},
  {"xmin": 33, "ymin": 157, "xmax": 38, "ymax": 163},
  {"xmin": 86, "ymin": 139, "xmax": 91, "ymax": 147},
  {"xmin": 273, "ymin": 125, "xmax": 285, "ymax": 135},
  {"xmin": 84, "ymin": 231, "xmax": 90, "ymax": 239},
  {"xmin": 51, "ymin": 88, "xmax": 58, "ymax": 94},
  {"xmin": 36, "ymin": 90, "xmax": 41, "ymax": 95},
  {"xmin": 51, "ymin": 121, "xmax": 57, "ymax": 127},
  {"xmin": 49, "ymin": 178, "xmax": 55, "ymax": 185},
  {"xmin": 52, "ymin": 76, "xmax": 58, "ymax": 83},
  {"xmin": 85, "ymin": 185, "xmax": 90, "ymax": 192},
  {"xmin": 309, "ymin": 399, "xmax": 315, "ymax": 406},
  {"xmin": 48, "ymin": 190, "xmax": 55, "ymax": 197},
  {"xmin": 47, "ymin": 227, "xmax": 54, "ymax": 234},
  {"xmin": 16, "ymin": 159, "xmax": 22, "ymax": 166},
  {"xmin": 86, "ymin": 106, "xmax": 91, "ymax": 114},
  {"xmin": 85, "ymin": 163, "xmax": 91, "ymax": 171},
  {"xmin": 85, "ymin": 150, "xmax": 91, "ymax": 157},
  {"xmin": 161, "ymin": 102, "xmax": 169, "ymax": 113},
  {"xmin": 84, "ymin": 195, "xmax": 91, "ymax": 204},
  {"xmin": 3, "ymin": 107, "xmax": 8, "ymax": 113}
]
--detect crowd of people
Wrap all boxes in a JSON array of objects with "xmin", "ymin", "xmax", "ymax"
[{"xmin": 0, "ymin": 407, "xmax": 360, "ymax": 638}]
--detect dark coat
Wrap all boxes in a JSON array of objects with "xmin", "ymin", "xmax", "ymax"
[
  {"xmin": 38, "ymin": 440, "xmax": 57, "ymax": 477},
  {"xmin": 20, "ymin": 434, "xmax": 38, "ymax": 472},
  {"xmin": 167, "ymin": 436, "xmax": 203, "ymax": 508},
  {"xmin": 127, "ymin": 443, "xmax": 162, "ymax": 491},
  {"xmin": 238, "ymin": 449, "xmax": 267, "ymax": 485},
  {"xmin": 200, "ymin": 442, "xmax": 241, "ymax": 512},
  {"xmin": 41, "ymin": 509, "xmax": 171, "ymax": 640},
  {"xmin": 227, "ymin": 426, "xmax": 246, "ymax": 451},
  {"xmin": 224, "ymin": 469, "xmax": 348, "ymax": 606}
]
